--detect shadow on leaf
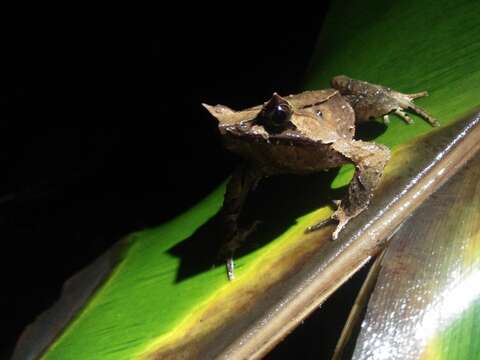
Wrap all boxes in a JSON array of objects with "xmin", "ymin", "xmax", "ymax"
[
  {"xmin": 168, "ymin": 121, "xmax": 387, "ymax": 282},
  {"xmin": 168, "ymin": 170, "xmax": 343, "ymax": 282}
]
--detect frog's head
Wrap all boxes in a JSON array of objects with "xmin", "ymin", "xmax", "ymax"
[{"xmin": 202, "ymin": 94, "xmax": 296, "ymax": 140}]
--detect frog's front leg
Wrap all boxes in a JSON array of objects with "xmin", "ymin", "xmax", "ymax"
[
  {"xmin": 331, "ymin": 75, "xmax": 439, "ymax": 127},
  {"xmin": 218, "ymin": 165, "xmax": 262, "ymax": 280},
  {"xmin": 308, "ymin": 140, "xmax": 390, "ymax": 239}
]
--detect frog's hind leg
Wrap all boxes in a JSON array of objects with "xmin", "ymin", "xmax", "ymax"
[
  {"xmin": 331, "ymin": 75, "xmax": 439, "ymax": 127},
  {"xmin": 308, "ymin": 139, "xmax": 390, "ymax": 240}
]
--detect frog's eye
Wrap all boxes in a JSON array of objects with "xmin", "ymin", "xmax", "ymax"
[
  {"xmin": 257, "ymin": 93, "xmax": 293, "ymax": 131},
  {"xmin": 266, "ymin": 103, "xmax": 291, "ymax": 125}
]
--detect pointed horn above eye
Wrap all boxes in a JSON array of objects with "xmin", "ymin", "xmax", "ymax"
[
  {"xmin": 263, "ymin": 92, "xmax": 291, "ymax": 111},
  {"xmin": 268, "ymin": 92, "xmax": 289, "ymax": 105},
  {"xmin": 202, "ymin": 103, "xmax": 236, "ymax": 123}
]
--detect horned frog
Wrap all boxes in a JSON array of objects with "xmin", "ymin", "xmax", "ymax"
[{"xmin": 203, "ymin": 75, "xmax": 438, "ymax": 280}]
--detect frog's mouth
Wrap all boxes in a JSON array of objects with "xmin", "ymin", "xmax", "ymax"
[{"xmin": 222, "ymin": 122, "xmax": 317, "ymax": 147}]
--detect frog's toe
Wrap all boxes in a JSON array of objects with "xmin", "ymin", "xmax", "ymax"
[
  {"xmin": 332, "ymin": 199, "xmax": 341, "ymax": 207},
  {"xmin": 226, "ymin": 257, "xmax": 235, "ymax": 281},
  {"xmin": 332, "ymin": 223, "xmax": 343, "ymax": 240},
  {"xmin": 305, "ymin": 217, "xmax": 337, "ymax": 233},
  {"xmin": 330, "ymin": 206, "xmax": 354, "ymax": 240},
  {"xmin": 407, "ymin": 90, "xmax": 428, "ymax": 100},
  {"xmin": 331, "ymin": 217, "xmax": 349, "ymax": 240},
  {"xmin": 394, "ymin": 108, "xmax": 414, "ymax": 124}
]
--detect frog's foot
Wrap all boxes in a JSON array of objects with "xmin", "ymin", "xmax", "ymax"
[
  {"xmin": 391, "ymin": 90, "xmax": 439, "ymax": 127},
  {"xmin": 332, "ymin": 76, "xmax": 439, "ymax": 127},
  {"xmin": 305, "ymin": 199, "xmax": 341, "ymax": 233},
  {"xmin": 305, "ymin": 217, "xmax": 337, "ymax": 233},
  {"xmin": 219, "ymin": 221, "xmax": 261, "ymax": 281},
  {"xmin": 331, "ymin": 207, "xmax": 353, "ymax": 240},
  {"xmin": 304, "ymin": 205, "xmax": 356, "ymax": 240}
]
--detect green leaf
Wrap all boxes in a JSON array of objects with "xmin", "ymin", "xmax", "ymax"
[
  {"xmin": 336, "ymin": 150, "xmax": 480, "ymax": 360},
  {"xmin": 13, "ymin": 0, "xmax": 480, "ymax": 359}
]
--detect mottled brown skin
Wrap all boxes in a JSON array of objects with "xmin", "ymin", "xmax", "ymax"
[{"xmin": 203, "ymin": 75, "xmax": 438, "ymax": 280}]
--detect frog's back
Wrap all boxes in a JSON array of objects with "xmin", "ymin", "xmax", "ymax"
[
  {"xmin": 288, "ymin": 89, "xmax": 356, "ymax": 140},
  {"xmin": 286, "ymin": 89, "xmax": 338, "ymax": 108}
]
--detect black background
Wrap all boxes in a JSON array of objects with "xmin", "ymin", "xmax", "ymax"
[{"xmin": 1, "ymin": 5, "xmax": 367, "ymax": 359}]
